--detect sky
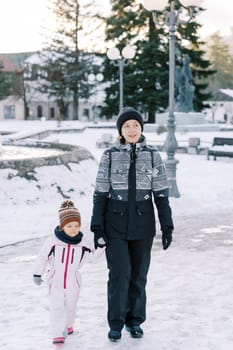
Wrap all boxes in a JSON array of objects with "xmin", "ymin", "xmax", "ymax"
[
  {"xmin": 0, "ymin": 0, "xmax": 232, "ymax": 53},
  {"xmin": 0, "ymin": 120, "xmax": 233, "ymax": 349}
]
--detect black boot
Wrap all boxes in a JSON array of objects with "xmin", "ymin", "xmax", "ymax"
[
  {"xmin": 125, "ymin": 325, "xmax": 144, "ymax": 338},
  {"xmin": 108, "ymin": 329, "xmax": 121, "ymax": 342}
]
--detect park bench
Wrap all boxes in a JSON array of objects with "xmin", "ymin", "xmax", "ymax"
[
  {"xmin": 177, "ymin": 137, "xmax": 202, "ymax": 154},
  {"xmin": 207, "ymin": 137, "xmax": 233, "ymax": 160},
  {"xmin": 187, "ymin": 137, "xmax": 201, "ymax": 154},
  {"xmin": 96, "ymin": 133, "xmax": 114, "ymax": 148}
]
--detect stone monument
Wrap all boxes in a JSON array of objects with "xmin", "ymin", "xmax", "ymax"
[
  {"xmin": 156, "ymin": 52, "xmax": 206, "ymax": 127},
  {"xmin": 175, "ymin": 53, "xmax": 195, "ymax": 113}
]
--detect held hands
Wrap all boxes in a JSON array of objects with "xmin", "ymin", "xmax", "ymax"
[
  {"xmin": 94, "ymin": 231, "xmax": 107, "ymax": 249},
  {"xmin": 162, "ymin": 231, "xmax": 173, "ymax": 250},
  {"xmin": 33, "ymin": 275, "xmax": 43, "ymax": 286}
]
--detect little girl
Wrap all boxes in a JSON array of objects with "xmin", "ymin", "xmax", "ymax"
[{"xmin": 33, "ymin": 200, "xmax": 105, "ymax": 345}]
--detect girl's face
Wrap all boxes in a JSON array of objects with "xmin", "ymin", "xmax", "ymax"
[
  {"xmin": 63, "ymin": 221, "xmax": 80, "ymax": 237},
  {"xmin": 121, "ymin": 119, "xmax": 142, "ymax": 144}
]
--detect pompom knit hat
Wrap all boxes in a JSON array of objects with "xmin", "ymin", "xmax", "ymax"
[
  {"xmin": 116, "ymin": 107, "xmax": 144, "ymax": 135},
  {"xmin": 59, "ymin": 200, "xmax": 81, "ymax": 229}
]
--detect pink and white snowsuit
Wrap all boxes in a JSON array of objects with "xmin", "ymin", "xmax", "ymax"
[{"xmin": 33, "ymin": 233, "xmax": 103, "ymax": 338}]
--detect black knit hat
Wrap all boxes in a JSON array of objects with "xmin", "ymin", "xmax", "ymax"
[{"xmin": 116, "ymin": 107, "xmax": 144, "ymax": 135}]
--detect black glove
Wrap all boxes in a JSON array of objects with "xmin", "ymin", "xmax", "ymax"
[
  {"xmin": 162, "ymin": 231, "xmax": 173, "ymax": 250},
  {"xmin": 94, "ymin": 231, "xmax": 107, "ymax": 249}
]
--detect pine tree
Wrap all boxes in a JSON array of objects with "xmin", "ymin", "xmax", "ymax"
[
  {"xmin": 206, "ymin": 31, "xmax": 233, "ymax": 94},
  {"xmin": 102, "ymin": 0, "xmax": 214, "ymax": 120},
  {"xmin": 102, "ymin": 0, "xmax": 168, "ymax": 122},
  {"xmin": 39, "ymin": 0, "xmax": 95, "ymax": 120},
  {"xmin": 0, "ymin": 62, "xmax": 11, "ymax": 101},
  {"xmin": 175, "ymin": 2, "xmax": 215, "ymax": 111}
]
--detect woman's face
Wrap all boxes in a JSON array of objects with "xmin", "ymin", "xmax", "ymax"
[
  {"xmin": 121, "ymin": 119, "xmax": 142, "ymax": 144},
  {"xmin": 63, "ymin": 221, "xmax": 80, "ymax": 237}
]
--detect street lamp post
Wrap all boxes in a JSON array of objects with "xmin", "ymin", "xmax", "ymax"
[
  {"xmin": 143, "ymin": 0, "xmax": 203, "ymax": 198},
  {"xmin": 107, "ymin": 45, "xmax": 136, "ymax": 112},
  {"xmin": 89, "ymin": 72, "xmax": 104, "ymax": 124}
]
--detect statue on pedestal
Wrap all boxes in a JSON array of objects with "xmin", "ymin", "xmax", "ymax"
[{"xmin": 175, "ymin": 53, "xmax": 195, "ymax": 113}]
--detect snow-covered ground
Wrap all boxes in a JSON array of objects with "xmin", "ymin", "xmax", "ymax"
[{"xmin": 0, "ymin": 120, "xmax": 233, "ymax": 349}]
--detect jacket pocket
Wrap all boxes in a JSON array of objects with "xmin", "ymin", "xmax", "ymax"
[
  {"xmin": 135, "ymin": 201, "xmax": 155, "ymax": 235},
  {"xmin": 107, "ymin": 199, "xmax": 128, "ymax": 216},
  {"xmin": 136, "ymin": 200, "xmax": 154, "ymax": 214},
  {"xmin": 106, "ymin": 200, "xmax": 128, "ymax": 236},
  {"xmin": 136, "ymin": 167, "xmax": 152, "ymax": 189},
  {"xmin": 111, "ymin": 165, "xmax": 129, "ymax": 189}
]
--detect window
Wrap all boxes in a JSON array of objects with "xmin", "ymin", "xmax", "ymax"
[
  {"xmin": 50, "ymin": 107, "xmax": 55, "ymax": 119},
  {"xmin": 83, "ymin": 108, "xmax": 89, "ymax": 119},
  {"xmin": 37, "ymin": 105, "xmax": 43, "ymax": 118},
  {"xmin": 4, "ymin": 105, "xmax": 15, "ymax": 119}
]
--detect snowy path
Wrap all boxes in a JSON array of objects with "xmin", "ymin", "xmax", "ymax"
[
  {"xmin": 1, "ymin": 214, "xmax": 233, "ymax": 350},
  {"xmin": 1, "ymin": 122, "xmax": 233, "ymax": 349}
]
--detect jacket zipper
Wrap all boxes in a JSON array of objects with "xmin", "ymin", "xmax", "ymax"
[{"xmin": 64, "ymin": 244, "xmax": 71, "ymax": 289}]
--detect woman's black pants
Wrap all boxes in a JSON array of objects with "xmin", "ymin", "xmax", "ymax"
[{"xmin": 105, "ymin": 236, "xmax": 154, "ymax": 331}]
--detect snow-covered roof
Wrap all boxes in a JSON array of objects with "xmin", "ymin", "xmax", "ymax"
[
  {"xmin": 0, "ymin": 54, "xmax": 21, "ymax": 72},
  {"xmin": 220, "ymin": 89, "xmax": 233, "ymax": 98},
  {"xmin": 213, "ymin": 89, "xmax": 233, "ymax": 101}
]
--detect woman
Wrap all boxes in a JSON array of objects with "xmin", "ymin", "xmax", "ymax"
[{"xmin": 90, "ymin": 107, "xmax": 174, "ymax": 342}]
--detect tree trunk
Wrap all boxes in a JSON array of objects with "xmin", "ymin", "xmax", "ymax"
[
  {"xmin": 73, "ymin": 88, "xmax": 79, "ymax": 120},
  {"xmin": 147, "ymin": 108, "xmax": 156, "ymax": 124}
]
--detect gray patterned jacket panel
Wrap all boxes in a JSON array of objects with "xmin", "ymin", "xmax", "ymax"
[{"xmin": 95, "ymin": 137, "xmax": 169, "ymax": 201}]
